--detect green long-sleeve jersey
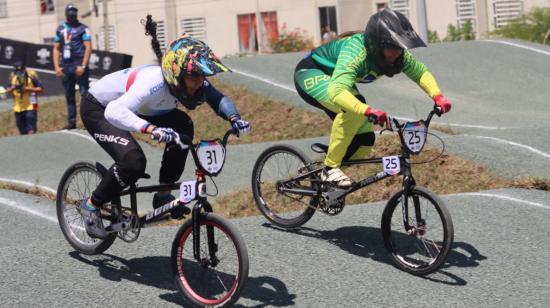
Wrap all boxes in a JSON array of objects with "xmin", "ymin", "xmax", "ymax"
[{"xmin": 311, "ymin": 33, "xmax": 441, "ymax": 115}]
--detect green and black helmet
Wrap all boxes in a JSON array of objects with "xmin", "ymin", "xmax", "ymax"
[{"xmin": 364, "ymin": 8, "xmax": 426, "ymax": 77}]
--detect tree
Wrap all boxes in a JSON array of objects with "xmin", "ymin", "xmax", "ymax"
[
  {"xmin": 444, "ymin": 24, "xmax": 461, "ymax": 42},
  {"xmin": 492, "ymin": 7, "xmax": 550, "ymax": 45},
  {"xmin": 461, "ymin": 19, "xmax": 475, "ymax": 40},
  {"xmin": 428, "ymin": 30, "xmax": 440, "ymax": 43}
]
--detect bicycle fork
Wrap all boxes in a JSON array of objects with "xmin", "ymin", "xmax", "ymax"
[
  {"xmin": 400, "ymin": 163, "xmax": 425, "ymax": 236},
  {"xmin": 192, "ymin": 170, "xmax": 219, "ymax": 267}
]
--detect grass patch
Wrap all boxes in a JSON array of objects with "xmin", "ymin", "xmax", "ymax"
[
  {"xmin": 209, "ymin": 135, "xmax": 550, "ymax": 219},
  {"xmin": 0, "ymin": 182, "xmax": 56, "ymax": 201},
  {"xmin": 0, "ymin": 80, "xmax": 330, "ymax": 144},
  {"xmin": 1, "ymin": 80, "xmax": 548, "ymax": 223}
]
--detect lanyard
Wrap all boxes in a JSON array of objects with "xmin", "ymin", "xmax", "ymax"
[{"xmin": 63, "ymin": 27, "xmax": 72, "ymax": 44}]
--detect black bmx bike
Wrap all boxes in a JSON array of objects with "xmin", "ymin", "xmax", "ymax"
[
  {"xmin": 252, "ymin": 107, "xmax": 454, "ymax": 275},
  {"xmin": 56, "ymin": 129, "xmax": 249, "ymax": 307}
]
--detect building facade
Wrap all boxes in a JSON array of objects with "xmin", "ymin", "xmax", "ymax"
[{"xmin": 0, "ymin": 0, "xmax": 548, "ymax": 66}]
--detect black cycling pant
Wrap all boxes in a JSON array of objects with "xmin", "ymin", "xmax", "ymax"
[{"xmin": 80, "ymin": 93, "xmax": 194, "ymax": 205}]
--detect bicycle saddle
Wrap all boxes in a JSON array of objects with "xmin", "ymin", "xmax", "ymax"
[{"xmin": 311, "ymin": 143, "xmax": 328, "ymax": 154}]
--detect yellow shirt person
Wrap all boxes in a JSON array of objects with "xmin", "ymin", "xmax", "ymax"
[{"xmin": 7, "ymin": 61, "xmax": 44, "ymax": 134}]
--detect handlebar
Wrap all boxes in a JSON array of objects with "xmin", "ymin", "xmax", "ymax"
[
  {"xmin": 169, "ymin": 127, "xmax": 238, "ymax": 151},
  {"xmin": 381, "ymin": 106, "xmax": 441, "ymax": 134}
]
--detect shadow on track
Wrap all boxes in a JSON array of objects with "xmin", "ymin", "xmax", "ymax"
[
  {"xmin": 263, "ymin": 223, "xmax": 487, "ymax": 286},
  {"xmin": 69, "ymin": 251, "xmax": 296, "ymax": 307}
]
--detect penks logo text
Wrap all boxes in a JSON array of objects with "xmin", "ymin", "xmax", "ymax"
[{"xmin": 94, "ymin": 133, "xmax": 130, "ymax": 146}]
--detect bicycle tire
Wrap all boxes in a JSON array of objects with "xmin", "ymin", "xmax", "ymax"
[
  {"xmin": 56, "ymin": 161, "xmax": 116, "ymax": 255},
  {"xmin": 381, "ymin": 186, "xmax": 453, "ymax": 275},
  {"xmin": 171, "ymin": 212, "xmax": 249, "ymax": 307},
  {"xmin": 251, "ymin": 144, "xmax": 318, "ymax": 229}
]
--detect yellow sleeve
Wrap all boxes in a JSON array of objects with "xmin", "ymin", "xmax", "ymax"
[
  {"xmin": 401, "ymin": 50, "xmax": 442, "ymax": 98},
  {"xmin": 418, "ymin": 71, "xmax": 442, "ymax": 98}
]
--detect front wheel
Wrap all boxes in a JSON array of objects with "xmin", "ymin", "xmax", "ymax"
[
  {"xmin": 381, "ymin": 186, "xmax": 454, "ymax": 275},
  {"xmin": 172, "ymin": 212, "xmax": 249, "ymax": 307},
  {"xmin": 251, "ymin": 144, "xmax": 318, "ymax": 229},
  {"xmin": 56, "ymin": 161, "xmax": 116, "ymax": 255}
]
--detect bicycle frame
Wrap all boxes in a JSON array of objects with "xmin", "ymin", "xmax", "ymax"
[
  {"xmin": 277, "ymin": 109, "xmax": 439, "ymax": 232},
  {"xmin": 99, "ymin": 128, "xmax": 237, "ymax": 264}
]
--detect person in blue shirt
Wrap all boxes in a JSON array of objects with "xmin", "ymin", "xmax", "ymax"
[{"xmin": 53, "ymin": 3, "xmax": 92, "ymax": 130}]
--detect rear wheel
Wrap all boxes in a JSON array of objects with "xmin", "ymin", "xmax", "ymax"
[
  {"xmin": 251, "ymin": 144, "xmax": 319, "ymax": 229},
  {"xmin": 172, "ymin": 212, "xmax": 249, "ymax": 307},
  {"xmin": 381, "ymin": 186, "xmax": 453, "ymax": 275},
  {"xmin": 56, "ymin": 161, "xmax": 116, "ymax": 255}
]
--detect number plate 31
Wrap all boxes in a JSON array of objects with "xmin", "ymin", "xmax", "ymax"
[{"xmin": 197, "ymin": 140, "xmax": 226, "ymax": 175}]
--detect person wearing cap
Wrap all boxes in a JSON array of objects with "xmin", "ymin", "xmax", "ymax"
[
  {"xmin": 6, "ymin": 61, "xmax": 43, "ymax": 135},
  {"xmin": 53, "ymin": 3, "xmax": 92, "ymax": 130},
  {"xmin": 294, "ymin": 8, "xmax": 452, "ymax": 187}
]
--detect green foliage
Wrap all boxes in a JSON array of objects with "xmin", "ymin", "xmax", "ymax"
[
  {"xmin": 270, "ymin": 23, "xmax": 314, "ymax": 53},
  {"xmin": 461, "ymin": 19, "xmax": 475, "ymax": 40},
  {"xmin": 428, "ymin": 30, "xmax": 440, "ymax": 43},
  {"xmin": 444, "ymin": 24, "xmax": 461, "ymax": 42},
  {"xmin": 492, "ymin": 7, "xmax": 550, "ymax": 45},
  {"xmin": 443, "ymin": 19, "xmax": 476, "ymax": 42}
]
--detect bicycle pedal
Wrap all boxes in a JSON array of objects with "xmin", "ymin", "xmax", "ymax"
[{"xmin": 105, "ymin": 221, "xmax": 130, "ymax": 233}]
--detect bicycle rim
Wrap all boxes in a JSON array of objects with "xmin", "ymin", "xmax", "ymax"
[
  {"xmin": 254, "ymin": 148, "xmax": 316, "ymax": 226},
  {"xmin": 174, "ymin": 220, "xmax": 244, "ymax": 306},
  {"xmin": 59, "ymin": 165, "xmax": 106, "ymax": 248},
  {"xmin": 383, "ymin": 189, "xmax": 451, "ymax": 274}
]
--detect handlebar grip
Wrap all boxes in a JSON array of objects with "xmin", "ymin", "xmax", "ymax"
[
  {"xmin": 367, "ymin": 114, "xmax": 378, "ymax": 124},
  {"xmin": 434, "ymin": 106, "xmax": 443, "ymax": 117}
]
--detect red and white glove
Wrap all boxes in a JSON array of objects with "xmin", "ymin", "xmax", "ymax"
[
  {"xmin": 433, "ymin": 94, "xmax": 451, "ymax": 115},
  {"xmin": 365, "ymin": 107, "xmax": 390, "ymax": 129}
]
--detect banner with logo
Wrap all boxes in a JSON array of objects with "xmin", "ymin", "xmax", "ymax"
[
  {"xmin": 0, "ymin": 37, "xmax": 132, "ymax": 78},
  {"xmin": 86, "ymin": 49, "xmax": 133, "ymax": 77},
  {"xmin": 0, "ymin": 38, "xmax": 28, "ymax": 66},
  {"xmin": 25, "ymin": 43, "xmax": 54, "ymax": 70}
]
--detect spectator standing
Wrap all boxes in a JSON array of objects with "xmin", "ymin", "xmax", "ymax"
[
  {"xmin": 53, "ymin": 3, "xmax": 92, "ymax": 130},
  {"xmin": 322, "ymin": 26, "xmax": 337, "ymax": 44},
  {"xmin": 6, "ymin": 60, "xmax": 43, "ymax": 135}
]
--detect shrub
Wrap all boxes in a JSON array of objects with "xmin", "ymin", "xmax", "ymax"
[{"xmin": 270, "ymin": 23, "xmax": 314, "ymax": 53}]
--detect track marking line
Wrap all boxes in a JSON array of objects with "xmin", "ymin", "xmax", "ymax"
[
  {"xmin": 0, "ymin": 196, "xmax": 57, "ymax": 223},
  {"xmin": 484, "ymin": 40, "xmax": 550, "ymax": 57},
  {"xmin": 55, "ymin": 130, "xmax": 95, "ymax": 142},
  {"xmin": 231, "ymin": 68, "xmax": 297, "ymax": 92},
  {"xmin": 459, "ymin": 192, "xmax": 550, "ymax": 211},
  {"xmin": 450, "ymin": 134, "xmax": 550, "ymax": 159},
  {"xmin": 232, "ymin": 68, "xmax": 512, "ymax": 130}
]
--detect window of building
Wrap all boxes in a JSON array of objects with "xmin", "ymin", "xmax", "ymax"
[
  {"xmin": 319, "ymin": 6, "xmax": 338, "ymax": 37},
  {"xmin": 456, "ymin": 0, "xmax": 476, "ymax": 31},
  {"xmin": 181, "ymin": 17, "xmax": 207, "ymax": 41},
  {"xmin": 98, "ymin": 25, "xmax": 116, "ymax": 51},
  {"xmin": 40, "ymin": 0, "xmax": 55, "ymax": 15},
  {"xmin": 156, "ymin": 20, "xmax": 167, "ymax": 50},
  {"xmin": 237, "ymin": 11, "xmax": 278, "ymax": 53},
  {"xmin": 492, "ymin": 0, "xmax": 523, "ymax": 28},
  {"xmin": 0, "ymin": 0, "xmax": 7, "ymax": 18},
  {"xmin": 390, "ymin": 0, "xmax": 409, "ymax": 18}
]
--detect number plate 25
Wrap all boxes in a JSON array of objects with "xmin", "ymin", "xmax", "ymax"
[
  {"xmin": 403, "ymin": 121, "xmax": 427, "ymax": 154},
  {"xmin": 197, "ymin": 140, "xmax": 226, "ymax": 175},
  {"xmin": 383, "ymin": 156, "xmax": 400, "ymax": 176}
]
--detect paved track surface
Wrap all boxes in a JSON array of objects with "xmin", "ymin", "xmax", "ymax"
[
  {"xmin": 1, "ymin": 40, "xmax": 549, "ymax": 307},
  {"xmin": 1, "ymin": 188, "xmax": 549, "ymax": 307}
]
